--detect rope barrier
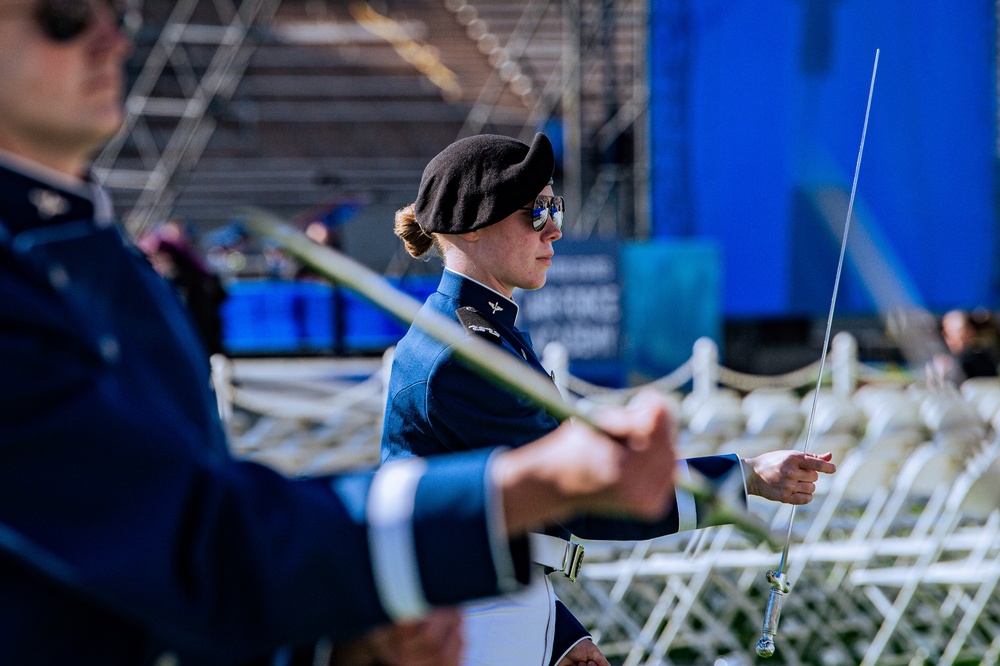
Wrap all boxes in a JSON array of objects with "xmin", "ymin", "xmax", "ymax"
[{"xmin": 554, "ymin": 334, "xmax": 909, "ymax": 403}]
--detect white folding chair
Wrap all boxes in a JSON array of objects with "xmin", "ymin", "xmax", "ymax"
[{"xmin": 851, "ymin": 443, "xmax": 1000, "ymax": 665}]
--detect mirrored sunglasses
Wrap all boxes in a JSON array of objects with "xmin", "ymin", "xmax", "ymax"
[
  {"xmin": 22, "ymin": 0, "xmax": 135, "ymax": 43},
  {"xmin": 521, "ymin": 195, "xmax": 564, "ymax": 232}
]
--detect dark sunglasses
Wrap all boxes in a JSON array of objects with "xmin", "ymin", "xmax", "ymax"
[
  {"xmin": 28, "ymin": 0, "xmax": 134, "ymax": 43},
  {"xmin": 520, "ymin": 195, "xmax": 564, "ymax": 232}
]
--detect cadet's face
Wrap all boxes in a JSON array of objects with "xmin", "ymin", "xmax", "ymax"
[
  {"xmin": 474, "ymin": 184, "xmax": 562, "ymax": 296},
  {"xmin": 0, "ymin": 0, "xmax": 131, "ymax": 176},
  {"xmin": 942, "ymin": 314, "xmax": 974, "ymax": 354}
]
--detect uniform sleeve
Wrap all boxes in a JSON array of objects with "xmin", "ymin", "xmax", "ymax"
[
  {"xmin": 549, "ymin": 600, "xmax": 591, "ymax": 666},
  {"xmin": 367, "ymin": 450, "xmax": 531, "ymax": 615},
  {"xmin": 0, "ymin": 259, "xmax": 530, "ymax": 659}
]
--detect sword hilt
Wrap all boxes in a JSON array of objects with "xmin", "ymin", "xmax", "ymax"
[{"xmin": 755, "ymin": 570, "xmax": 790, "ymax": 658}]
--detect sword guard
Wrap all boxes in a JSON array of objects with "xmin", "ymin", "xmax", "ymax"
[{"xmin": 765, "ymin": 569, "xmax": 791, "ymax": 593}]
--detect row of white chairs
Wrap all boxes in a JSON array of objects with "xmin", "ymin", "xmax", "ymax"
[
  {"xmin": 556, "ymin": 395, "xmax": 1000, "ymax": 665},
  {"xmin": 663, "ymin": 381, "xmax": 996, "ymax": 476},
  {"xmin": 213, "ymin": 349, "xmax": 1000, "ymax": 664}
]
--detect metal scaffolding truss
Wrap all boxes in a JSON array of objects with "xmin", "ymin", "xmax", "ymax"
[
  {"xmin": 100, "ymin": 0, "xmax": 653, "ymax": 241},
  {"xmin": 448, "ymin": 0, "xmax": 650, "ymax": 238},
  {"xmin": 93, "ymin": 0, "xmax": 281, "ymax": 237}
]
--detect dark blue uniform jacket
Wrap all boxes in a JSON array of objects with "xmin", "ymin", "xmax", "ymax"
[{"xmin": 0, "ymin": 160, "xmax": 530, "ymax": 665}]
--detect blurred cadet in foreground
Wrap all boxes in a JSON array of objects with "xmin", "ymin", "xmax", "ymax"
[{"xmin": 0, "ymin": 1, "xmax": 680, "ymax": 664}]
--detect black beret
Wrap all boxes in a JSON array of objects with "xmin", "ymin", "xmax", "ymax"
[{"xmin": 414, "ymin": 133, "xmax": 554, "ymax": 235}]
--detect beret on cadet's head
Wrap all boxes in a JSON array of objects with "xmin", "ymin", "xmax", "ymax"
[{"xmin": 414, "ymin": 133, "xmax": 554, "ymax": 235}]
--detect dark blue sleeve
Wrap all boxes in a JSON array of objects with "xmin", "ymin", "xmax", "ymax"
[
  {"xmin": 0, "ymin": 245, "xmax": 531, "ymax": 661},
  {"xmin": 412, "ymin": 451, "xmax": 532, "ymax": 606},
  {"xmin": 549, "ymin": 600, "xmax": 590, "ymax": 666}
]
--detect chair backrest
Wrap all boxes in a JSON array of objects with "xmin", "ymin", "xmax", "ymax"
[
  {"xmin": 801, "ymin": 389, "xmax": 866, "ymax": 437},
  {"xmin": 684, "ymin": 389, "xmax": 746, "ymax": 442},
  {"xmin": 920, "ymin": 392, "xmax": 985, "ymax": 438},
  {"xmin": 743, "ymin": 388, "xmax": 804, "ymax": 442},
  {"xmin": 718, "ymin": 433, "xmax": 787, "ymax": 461},
  {"xmin": 840, "ymin": 433, "xmax": 924, "ymax": 502},
  {"xmin": 958, "ymin": 448, "xmax": 1000, "ymax": 522},
  {"xmin": 959, "ymin": 378, "xmax": 1000, "ymax": 435},
  {"xmin": 860, "ymin": 394, "xmax": 926, "ymax": 443}
]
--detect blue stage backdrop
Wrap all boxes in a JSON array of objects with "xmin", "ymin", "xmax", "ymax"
[{"xmin": 650, "ymin": 0, "xmax": 996, "ymax": 317}]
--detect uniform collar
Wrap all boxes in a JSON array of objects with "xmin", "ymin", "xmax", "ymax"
[
  {"xmin": 440, "ymin": 268, "xmax": 519, "ymax": 328},
  {"xmin": 0, "ymin": 150, "xmax": 115, "ymax": 238}
]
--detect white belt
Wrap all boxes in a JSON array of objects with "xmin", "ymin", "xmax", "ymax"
[{"xmin": 529, "ymin": 533, "xmax": 585, "ymax": 582}]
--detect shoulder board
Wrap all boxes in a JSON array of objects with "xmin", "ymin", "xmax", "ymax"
[{"xmin": 456, "ymin": 306, "xmax": 503, "ymax": 345}]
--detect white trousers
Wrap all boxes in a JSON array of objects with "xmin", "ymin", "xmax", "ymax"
[{"xmin": 460, "ymin": 564, "xmax": 556, "ymax": 666}]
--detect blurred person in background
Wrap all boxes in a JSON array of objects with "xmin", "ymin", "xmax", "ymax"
[
  {"xmin": 0, "ymin": 1, "xmax": 684, "ymax": 663},
  {"xmin": 383, "ymin": 132, "xmax": 837, "ymax": 666},
  {"xmin": 138, "ymin": 221, "xmax": 227, "ymax": 356},
  {"xmin": 938, "ymin": 308, "xmax": 998, "ymax": 382}
]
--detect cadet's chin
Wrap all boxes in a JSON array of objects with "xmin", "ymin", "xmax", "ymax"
[
  {"xmin": 88, "ymin": 108, "xmax": 126, "ymax": 150},
  {"xmin": 521, "ymin": 277, "xmax": 547, "ymax": 292}
]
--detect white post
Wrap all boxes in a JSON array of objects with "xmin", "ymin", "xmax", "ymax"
[
  {"xmin": 692, "ymin": 337, "xmax": 719, "ymax": 399},
  {"xmin": 831, "ymin": 332, "xmax": 858, "ymax": 398}
]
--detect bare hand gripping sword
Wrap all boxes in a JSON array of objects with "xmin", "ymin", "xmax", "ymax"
[{"xmin": 756, "ymin": 48, "xmax": 880, "ymax": 658}]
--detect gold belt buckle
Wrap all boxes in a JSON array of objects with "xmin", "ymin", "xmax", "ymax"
[{"xmin": 562, "ymin": 541, "xmax": 585, "ymax": 582}]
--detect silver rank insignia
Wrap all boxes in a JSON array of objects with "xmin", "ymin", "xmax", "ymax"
[
  {"xmin": 30, "ymin": 189, "xmax": 70, "ymax": 219},
  {"xmin": 456, "ymin": 306, "xmax": 503, "ymax": 345}
]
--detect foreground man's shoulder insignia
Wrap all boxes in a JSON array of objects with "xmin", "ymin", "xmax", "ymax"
[
  {"xmin": 30, "ymin": 189, "xmax": 69, "ymax": 219},
  {"xmin": 456, "ymin": 306, "xmax": 502, "ymax": 345}
]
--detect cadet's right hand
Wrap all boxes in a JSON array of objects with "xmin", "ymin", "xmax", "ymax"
[
  {"xmin": 495, "ymin": 390, "xmax": 677, "ymax": 533},
  {"xmin": 583, "ymin": 390, "xmax": 678, "ymax": 519},
  {"xmin": 556, "ymin": 637, "xmax": 612, "ymax": 666}
]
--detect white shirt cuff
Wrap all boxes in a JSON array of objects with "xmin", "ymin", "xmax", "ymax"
[{"xmin": 366, "ymin": 458, "xmax": 431, "ymax": 621}]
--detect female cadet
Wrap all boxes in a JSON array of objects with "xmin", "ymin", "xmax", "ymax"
[{"xmin": 381, "ymin": 133, "xmax": 836, "ymax": 666}]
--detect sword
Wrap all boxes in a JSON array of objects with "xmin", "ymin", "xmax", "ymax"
[{"xmin": 756, "ymin": 48, "xmax": 880, "ymax": 658}]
